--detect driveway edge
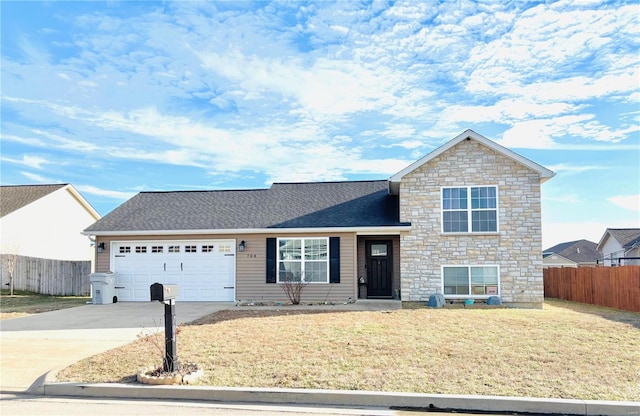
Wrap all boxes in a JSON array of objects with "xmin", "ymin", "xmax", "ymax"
[{"xmin": 42, "ymin": 383, "xmax": 639, "ymax": 416}]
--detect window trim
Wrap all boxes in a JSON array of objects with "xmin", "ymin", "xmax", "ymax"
[
  {"xmin": 441, "ymin": 265, "xmax": 500, "ymax": 299},
  {"xmin": 276, "ymin": 237, "xmax": 330, "ymax": 284},
  {"xmin": 441, "ymin": 185, "xmax": 499, "ymax": 234}
]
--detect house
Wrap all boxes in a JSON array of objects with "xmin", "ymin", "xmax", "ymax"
[
  {"xmin": 542, "ymin": 239, "xmax": 600, "ymax": 268},
  {"xmin": 83, "ymin": 130, "xmax": 554, "ymax": 307},
  {"xmin": 596, "ymin": 228, "xmax": 640, "ymax": 266},
  {"xmin": 0, "ymin": 184, "xmax": 101, "ymax": 261}
]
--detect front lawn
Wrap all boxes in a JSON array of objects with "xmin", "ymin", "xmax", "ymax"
[
  {"xmin": 0, "ymin": 290, "xmax": 90, "ymax": 320},
  {"xmin": 56, "ymin": 299, "xmax": 640, "ymax": 401}
]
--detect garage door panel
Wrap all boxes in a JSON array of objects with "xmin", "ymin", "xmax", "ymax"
[
  {"xmin": 116, "ymin": 288, "xmax": 134, "ymax": 301},
  {"xmin": 112, "ymin": 240, "xmax": 235, "ymax": 302},
  {"xmin": 183, "ymin": 275, "xmax": 199, "ymax": 284},
  {"xmin": 182, "ymin": 288, "xmax": 199, "ymax": 299},
  {"xmin": 133, "ymin": 275, "xmax": 150, "ymax": 284}
]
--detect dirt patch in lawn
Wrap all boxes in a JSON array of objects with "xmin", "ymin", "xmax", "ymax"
[
  {"xmin": 0, "ymin": 290, "xmax": 90, "ymax": 320},
  {"xmin": 56, "ymin": 299, "xmax": 640, "ymax": 401}
]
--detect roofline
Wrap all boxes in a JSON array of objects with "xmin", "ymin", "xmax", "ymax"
[
  {"xmin": 62, "ymin": 184, "xmax": 101, "ymax": 220},
  {"xmin": 82, "ymin": 225, "xmax": 412, "ymax": 237},
  {"xmin": 388, "ymin": 129, "xmax": 555, "ymax": 194},
  {"xmin": 596, "ymin": 229, "xmax": 612, "ymax": 251},
  {"xmin": 597, "ymin": 228, "xmax": 640, "ymax": 251}
]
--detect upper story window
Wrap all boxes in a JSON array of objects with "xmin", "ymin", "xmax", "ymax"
[
  {"xmin": 442, "ymin": 186, "xmax": 498, "ymax": 233},
  {"xmin": 277, "ymin": 238, "xmax": 328, "ymax": 283}
]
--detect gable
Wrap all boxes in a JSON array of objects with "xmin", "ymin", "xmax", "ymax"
[
  {"xmin": 0, "ymin": 184, "xmax": 66, "ymax": 217},
  {"xmin": 389, "ymin": 130, "xmax": 554, "ymax": 195},
  {"xmin": 0, "ymin": 184, "xmax": 100, "ymax": 220},
  {"xmin": 543, "ymin": 253, "xmax": 578, "ymax": 267},
  {"xmin": 597, "ymin": 228, "xmax": 640, "ymax": 251}
]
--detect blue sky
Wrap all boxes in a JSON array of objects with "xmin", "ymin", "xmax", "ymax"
[{"xmin": 1, "ymin": 0, "xmax": 638, "ymax": 249}]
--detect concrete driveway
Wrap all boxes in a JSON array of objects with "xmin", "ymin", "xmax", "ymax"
[{"xmin": 0, "ymin": 301, "xmax": 234, "ymax": 392}]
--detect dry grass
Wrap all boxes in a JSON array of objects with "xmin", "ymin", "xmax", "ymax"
[
  {"xmin": 56, "ymin": 300, "xmax": 640, "ymax": 401},
  {"xmin": 0, "ymin": 290, "xmax": 89, "ymax": 320}
]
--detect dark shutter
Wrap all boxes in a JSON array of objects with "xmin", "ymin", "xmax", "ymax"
[
  {"xmin": 329, "ymin": 237, "xmax": 340, "ymax": 284},
  {"xmin": 266, "ymin": 238, "xmax": 276, "ymax": 284}
]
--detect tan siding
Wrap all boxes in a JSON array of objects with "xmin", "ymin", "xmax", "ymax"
[
  {"xmin": 237, "ymin": 232, "xmax": 356, "ymax": 303},
  {"xmin": 96, "ymin": 232, "xmax": 357, "ymax": 303}
]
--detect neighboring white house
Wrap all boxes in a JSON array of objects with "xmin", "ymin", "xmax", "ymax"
[
  {"xmin": 596, "ymin": 228, "xmax": 640, "ymax": 266},
  {"xmin": 0, "ymin": 184, "xmax": 101, "ymax": 261}
]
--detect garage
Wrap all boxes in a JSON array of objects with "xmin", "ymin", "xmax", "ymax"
[{"xmin": 111, "ymin": 240, "xmax": 236, "ymax": 301}]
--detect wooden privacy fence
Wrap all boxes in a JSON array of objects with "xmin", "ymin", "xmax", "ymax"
[
  {"xmin": 1, "ymin": 254, "xmax": 91, "ymax": 296},
  {"xmin": 544, "ymin": 266, "xmax": 640, "ymax": 312}
]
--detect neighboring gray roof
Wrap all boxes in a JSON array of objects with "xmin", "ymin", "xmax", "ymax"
[
  {"xmin": 606, "ymin": 228, "xmax": 640, "ymax": 249},
  {"xmin": 0, "ymin": 184, "xmax": 67, "ymax": 217},
  {"xmin": 85, "ymin": 180, "xmax": 406, "ymax": 233},
  {"xmin": 543, "ymin": 239, "xmax": 600, "ymax": 264}
]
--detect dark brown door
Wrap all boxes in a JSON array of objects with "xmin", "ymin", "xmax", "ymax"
[{"xmin": 366, "ymin": 240, "xmax": 393, "ymax": 298}]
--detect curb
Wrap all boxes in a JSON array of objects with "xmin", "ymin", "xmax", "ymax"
[{"xmin": 42, "ymin": 383, "xmax": 640, "ymax": 416}]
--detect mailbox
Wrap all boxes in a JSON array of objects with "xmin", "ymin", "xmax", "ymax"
[{"xmin": 150, "ymin": 283, "xmax": 179, "ymax": 302}]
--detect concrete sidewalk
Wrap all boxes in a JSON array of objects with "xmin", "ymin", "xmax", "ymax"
[{"xmin": 0, "ymin": 301, "xmax": 234, "ymax": 392}]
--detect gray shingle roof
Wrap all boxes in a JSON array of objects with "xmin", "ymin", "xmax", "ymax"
[
  {"xmin": 0, "ymin": 184, "xmax": 67, "ymax": 218},
  {"xmin": 543, "ymin": 239, "xmax": 600, "ymax": 264},
  {"xmin": 606, "ymin": 228, "xmax": 640, "ymax": 249},
  {"xmin": 85, "ymin": 180, "xmax": 405, "ymax": 233}
]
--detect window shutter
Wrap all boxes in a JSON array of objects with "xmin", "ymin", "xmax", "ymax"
[
  {"xmin": 329, "ymin": 237, "xmax": 340, "ymax": 284},
  {"xmin": 266, "ymin": 238, "xmax": 276, "ymax": 284}
]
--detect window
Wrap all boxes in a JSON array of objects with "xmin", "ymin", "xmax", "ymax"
[
  {"xmin": 151, "ymin": 246, "xmax": 163, "ymax": 253},
  {"xmin": 168, "ymin": 245, "xmax": 180, "ymax": 253},
  {"xmin": 202, "ymin": 245, "xmax": 214, "ymax": 253},
  {"xmin": 219, "ymin": 244, "xmax": 231, "ymax": 253},
  {"xmin": 370, "ymin": 244, "xmax": 388, "ymax": 257},
  {"xmin": 443, "ymin": 266, "xmax": 499, "ymax": 297},
  {"xmin": 277, "ymin": 238, "xmax": 328, "ymax": 283},
  {"xmin": 185, "ymin": 245, "xmax": 197, "ymax": 253},
  {"xmin": 442, "ymin": 186, "xmax": 497, "ymax": 233},
  {"xmin": 135, "ymin": 246, "xmax": 147, "ymax": 253},
  {"xmin": 119, "ymin": 246, "xmax": 131, "ymax": 254}
]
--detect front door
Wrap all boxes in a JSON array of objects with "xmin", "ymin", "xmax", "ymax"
[{"xmin": 366, "ymin": 240, "xmax": 393, "ymax": 298}]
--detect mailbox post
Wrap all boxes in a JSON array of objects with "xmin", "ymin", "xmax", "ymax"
[{"xmin": 150, "ymin": 283, "xmax": 179, "ymax": 372}]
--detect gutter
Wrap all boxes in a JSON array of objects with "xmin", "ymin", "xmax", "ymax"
[{"xmin": 82, "ymin": 225, "xmax": 412, "ymax": 237}]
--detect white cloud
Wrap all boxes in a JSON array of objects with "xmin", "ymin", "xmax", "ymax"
[
  {"xmin": 1, "ymin": 155, "xmax": 52, "ymax": 170},
  {"xmin": 545, "ymin": 163, "xmax": 607, "ymax": 174},
  {"xmin": 20, "ymin": 171, "xmax": 55, "ymax": 183},
  {"xmin": 499, "ymin": 115, "xmax": 639, "ymax": 149},
  {"xmin": 608, "ymin": 195, "xmax": 640, "ymax": 212},
  {"xmin": 75, "ymin": 185, "xmax": 136, "ymax": 201}
]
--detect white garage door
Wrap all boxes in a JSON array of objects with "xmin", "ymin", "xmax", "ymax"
[{"xmin": 111, "ymin": 240, "xmax": 236, "ymax": 301}]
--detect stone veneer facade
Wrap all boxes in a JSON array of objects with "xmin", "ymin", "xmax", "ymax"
[{"xmin": 399, "ymin": 139, "xmax": 544, "ymax": 306}]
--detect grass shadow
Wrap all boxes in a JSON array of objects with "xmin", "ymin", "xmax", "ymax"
[{"xmin": 545, "ymin": 298, "xmax": 640, "ymax": 329}]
